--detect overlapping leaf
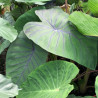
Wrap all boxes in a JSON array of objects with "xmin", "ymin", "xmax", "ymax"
[
  {"xmin": 0, "ymin": 18, "xmax": 18, "ymax": 42},
  {"xmin": 17, "ymin": 60, "xmax": 79, "ymax": 98},
  {"xmin": 0, "ymin": 74, "xmax": 19, "ymax": 98},
  {"xmin": 69, "ymin": 11, "xmax": 98, "ymax": 36},
  {"xmin": 6, "ymin": 31, "xmax": 48, "ymax": 87},
  {"xmin": 24, "ymin": 7, "xmax": 97, "ymax": 70},
  {"xmin": 15, "ymin": 6, "xmax": 44, "ymax": 32}
]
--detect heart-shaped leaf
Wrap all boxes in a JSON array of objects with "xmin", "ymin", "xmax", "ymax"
[
  {"xmin": 0, "ymin": 18, "xmax": 18, "ymax": 42},
  {"xmin": 0, "ymin": 74, "xmax": 19, "ymax": 98},
  {"xmin": 6, "ymin": 31, "xmax": 48, "ymax": 87},
  {"xmin": 24, "ymin": 7, "xmax": 97, "ymax": 70},
  {"xmin": 17, "ymin": 60, "xmax": 79, "ymax": 98},
  {"xmin": 69, "ymin": 11, "xmax": 98, "ymax": 37}
]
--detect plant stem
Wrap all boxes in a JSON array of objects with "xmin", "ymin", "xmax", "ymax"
[
  {"xmin": 65, "ymin": 0, "xmax": 70, "ymax": 14},
  {"xmin": 73, "ymin": 70, "xmax": 98, "ymax": 81},
  {"xmin": 65, "ymin": 0, "xmax": 68, "ymax": 13},
  {"xmin": 80, "ymin": 68, "xmax": 91, "ymax": 94}
]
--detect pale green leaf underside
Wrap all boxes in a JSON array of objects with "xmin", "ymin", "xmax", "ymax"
[
  {"xmin": 69, "ymin": 11, "xmax": 98, "ymax": 37},
  {"xmin": 6, "ymin": 31, "xmax": 48, "ymax": 87},
  {"xmin": 15, "ymin": 0, "xmax": 51, "ymax": 5},
  {"xmin": 95, "ymin": 76, "xmax": 98, "ymax": 98},
  {"xmin": 67, "ymin": 95, "xmax": 94, "ymax": 98},
  {"xmin": 0, "ymin": 74, "xmax": 19, "ymax": 98},
  {"xmin": 24, "ymin": 7, "xmax": 97, "ymax": 70},
  {"xmin": 17, "ymin": 60, "xmax": 79, "ymax": 98},
  {"xmin": 0, "ymin": 18, "xmax": 18, "ymax": 42}
]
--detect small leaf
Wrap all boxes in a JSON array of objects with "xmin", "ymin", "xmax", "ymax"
[
  {"xmin": 0, "ymin": 18, "xmax": 18, "ymax": 42},
  {"xmin": 24, "ymin": 7, "xmax": 97, "ymax": 70},
  {"xmin": 6, "ymin": 31, "xmax": 48, "ymax": 87},
  {"xmin": 69, "ymin": 11, "xmax": 98, "ymax": 37},
  {"xmin": 0, "ymin": 74, "xmax": 19, "ymax": 98},
  {"xmin": 17, "ymin": 60, "xmax": 79, "ymax": 98}
]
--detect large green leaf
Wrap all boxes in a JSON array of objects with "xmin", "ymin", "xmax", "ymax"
[
  {"xmin": 17, "ymin": 60, "xmax": 79, "ymax": 98},
  {"xmin": 88, "ymin": 0, "xmax": 98, "ymax": 16},
  {"xmin": 15, "ymin": 0, "xmax": 51, "ymax": 5},
  {"xmin": 0, "ymin": 74, "xmax": 19, "ymax": 98},
  {"xmin": 6, "ymin": 31, "xmax": 48, "ymax": 87},
  {"xmin": 67, "ymin": 95, "xmax": 94, "ymax": 98},
  {"xmin": 24, "ymin": 7, "xmax": 97, "ymax": 70},
  {"xmin": 69, "ymin": 11, "xmax": 98, "ymax": 37},
  {"xmin": 15, "ymin": 6, "xmax": 44, "ymax": 32},
  {"xmin": 95, "ymin": 76, "xmax": 98, "ymax": 97},
  {"xmin": 0, "ymin": 18, "xmax": 18, "ymax": 42}
]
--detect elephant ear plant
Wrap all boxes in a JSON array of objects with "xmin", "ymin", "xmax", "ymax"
[{"xmin": 0, "ymin": 0, "xmax": 98, "ymax": 98}]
